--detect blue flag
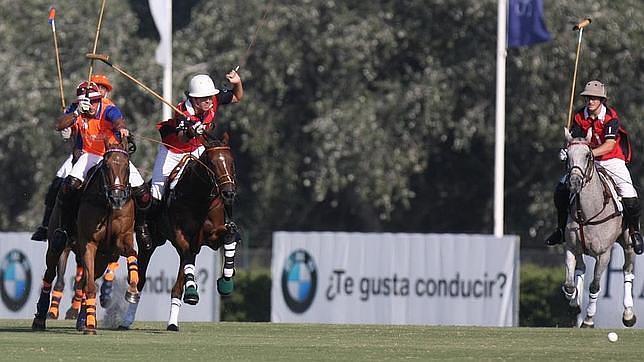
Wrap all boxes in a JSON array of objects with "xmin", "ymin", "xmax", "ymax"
[{"xmin": 507, "ymin": 0, "xmax": 551, "ymax": 48}]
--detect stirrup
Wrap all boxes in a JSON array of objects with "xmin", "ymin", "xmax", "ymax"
[
  {"xmin": 31, "ymin": 226, "xmax": 48, "ymax": 242},
  {"xmin": 630, "ymin": 232, "xmax": 644, "ymax": 255},
  {"xmin": 545, "ymin": 228, "xmax": 564, "ymax": 246}
]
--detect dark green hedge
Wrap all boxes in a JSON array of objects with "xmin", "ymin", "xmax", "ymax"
[
  {"xmin": 220, "ymin": 269, "xmax": 271, "ymax": 322},
  {"xmin": 519, "ymin": 263, "xmax": 577, "ymax": 327},
  {"xmin": 221, "ymin": 264, "xmax": 578, "ymax": 326}
]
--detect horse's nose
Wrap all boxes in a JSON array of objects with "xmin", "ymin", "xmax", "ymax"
[
  {"xmin": 221, "ymin": 190, "xmax": 236, "ymax": 203},
  {"xmin": 568, "ymin": 175, "xmax": 582, "ymax": 193}
]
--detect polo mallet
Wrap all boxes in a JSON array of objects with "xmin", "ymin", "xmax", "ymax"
[
  {"xmin": 566, "ymin": 18, "xmax": 592, "ymax": 129},
  {"xmin": 48, "ymin": 6, "xmax": 66, "ymax": 111},
  {"xmin": 86, "ymin": 53, "xmax": 183, "ymax": 115},
  {"xmin": 234, "ymin": 0, "xmax": 274, "ymax": 73},
  {"xmin": 87, "ymin": 0, "xmax": 107, "ymax": 82}
]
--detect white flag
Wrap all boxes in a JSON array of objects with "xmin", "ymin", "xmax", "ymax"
[{"xmin": 149, "ymin": 0, "xmax": 172, "ymax": 67}]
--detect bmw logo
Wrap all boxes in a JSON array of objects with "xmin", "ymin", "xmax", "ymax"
[
  {"xmin": 0, "ymin": 250, "xmax": 32, "ymax": 312},
  {"xmin": 281, "ymin": 249, "xmax": 317, "ymax": 314}
]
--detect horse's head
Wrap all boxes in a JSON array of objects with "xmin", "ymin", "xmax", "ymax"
[
  {"xmin": 102, "ymin": 138, "xmax": 131, "ymax": 209},
  {"xmin": 203, "ymin": 144, "xmax": 236, "ymax": 203},
  {"xmin": 565, "ymin": 128, "xmax": 594, "ymax": 194}
]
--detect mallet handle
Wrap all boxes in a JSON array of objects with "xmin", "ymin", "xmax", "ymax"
[{"xmin": 86, "ymin": 53, "xmax": 184, "ymax": 115}]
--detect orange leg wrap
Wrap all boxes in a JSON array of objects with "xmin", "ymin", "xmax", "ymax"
[
  {"xmin": 71, "ymin": 289, "xmax": 83, "ymax": 311},
  {"xmin": 127, "ymin": 256, "xmax": 139, "ymax": 286},
  {"xmin": 85, "ymin": 298, "xmax": 97, "ymax": 329},
  {"xmin": 49, "ymin": 290, "xmax": 64, "ymax": 317}
]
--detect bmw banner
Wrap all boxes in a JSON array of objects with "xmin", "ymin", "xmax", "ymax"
[
  {"xmin": 272, "ymin": 232, "xmax": 519, "ymax": 326},
  {"xmin": 0, "ymin": 232, "xmax": 219, "ymax": 321}
]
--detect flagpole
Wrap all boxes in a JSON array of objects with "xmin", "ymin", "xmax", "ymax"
[
  {"xmin": 162, "ymin": 0, "xmax": 172, "ymax": 121},
  {"xmin": 494, "ymin": 0, "xmax": 507, "ymax": 237}
]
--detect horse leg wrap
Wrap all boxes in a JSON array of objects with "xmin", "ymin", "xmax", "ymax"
[
  {"xmin": 624, "ymin": 273, "xmax": 635, "ymax": 308},
  {"xmin": 587, "ymin": 292, "xmax": 599, "ymax": 317},
  {"xmin": 48, "ymin": 290, "xmax": 64, "ymax": 319},
  {"xmin": 562, "ymin": 284, "xmax": 577, "ymax": 301},
  {"xmin": 167, "ymin": 297, "xmax": 182, "ymax": 330},
  {"xmin": 85, "ymin": 298, "xmax": 97, "ymax": 332},
  {"xmin": 223, "ymin": 239, "xmax": 237, "ymax": 279},
  {"xmin": 127, "ymin": 256, "xmax": 139, "ymax": 286},
  {"xmin": 184, "ymin": 264, "xmax": 197, "ymax": 290},
  {"xmin": 183, "ymin": 265, "xmax": 199, "ymax": 305}
]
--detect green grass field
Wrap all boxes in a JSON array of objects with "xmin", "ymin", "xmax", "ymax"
[{"xmin": 1, "ymin": 320, "xmax": 643, "ymax": 361}]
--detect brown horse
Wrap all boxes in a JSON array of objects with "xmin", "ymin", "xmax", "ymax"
[
  {"xmin": 119, "ymin": 129, "xmax": 240, "ymax": 331},
  {"xmin": 32, "ymin": 139, "xmax": 139, "ymax": 334}
]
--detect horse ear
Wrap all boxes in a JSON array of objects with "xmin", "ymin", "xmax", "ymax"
[
  {"xmin": 564, "ymin": 127, "xmax": 573, "ymax": 142},
  {"xmin": 585, "ymin": 128, "xmax": 592, "ymax": 143}
]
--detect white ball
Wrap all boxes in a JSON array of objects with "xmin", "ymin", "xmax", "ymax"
[{"xmin": 607, "ymin": 332, "xmax": 618, "ymax": 342}]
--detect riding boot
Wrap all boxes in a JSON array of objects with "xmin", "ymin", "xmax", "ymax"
[
  {"xmin": 545, "ymin": 182, "xmax": 569, "ymax": 246},
  {"xmin": 31, "ymin": 177, "xmax": 64, "ymax": 241},
  {"xmin": 52, "ymin": 177, "xmax": 82, "ymax": 252},
  {"xmin": 623, "ymin": 197, "xmax": 644, "ymax": 255},
  {"xmin": 133, "ymin": 185, "xmax": 153, "ymax": 250}
]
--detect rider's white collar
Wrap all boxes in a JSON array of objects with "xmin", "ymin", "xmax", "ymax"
[{"xmin": 584, "ymin": 104, "xmax": 606, "ymax": 122}]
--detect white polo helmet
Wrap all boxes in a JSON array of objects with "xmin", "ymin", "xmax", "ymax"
[{"xmin": 187, "ymin": 74, "xmax": 219, "ymax": 97}]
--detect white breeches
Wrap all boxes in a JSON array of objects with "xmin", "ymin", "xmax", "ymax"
[
  {"xmin": 68, "ymin": 152, "xmax": 144, "ymax": 187},
  {"xmin": 55, "ymin": 154, "xmax": 74, "ymax": 178},
  {"xmin": 150, "ymin": 145, "xmax": 205, "ymax": 200},
  {"xmin": 597, "ymin": 158, "xmax": 637, "ymax": 198}
]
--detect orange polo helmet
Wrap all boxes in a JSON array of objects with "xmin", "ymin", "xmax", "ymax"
[{"xmin": 91, "ymin": 74, "xmax": 113, "ymax": 92}]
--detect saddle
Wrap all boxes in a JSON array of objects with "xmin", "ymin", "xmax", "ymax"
[{"xmin": 596, "ymin": 166, "xmax": 623, "ymax": 214}]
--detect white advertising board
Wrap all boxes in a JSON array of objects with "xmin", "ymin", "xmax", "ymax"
[
  {"xmin": 272, "ymin": 232, "xmax": 519, "ymax": 326},
  {"xmin": 0, "ymin": 232, "xmax": 219, "ymax": 322}
]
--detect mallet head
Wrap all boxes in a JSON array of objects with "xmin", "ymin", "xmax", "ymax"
[{"xmin": 573, "ymin": 18, "xmax": 592, "ymax": 31}]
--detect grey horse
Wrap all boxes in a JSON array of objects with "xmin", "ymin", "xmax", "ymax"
[{"xmin": 562, "ymin": 128, "xmax": 637, "ymax": 328}]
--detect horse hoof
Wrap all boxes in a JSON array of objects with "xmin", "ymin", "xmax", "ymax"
[
  {"xmin": 31, "ymin": 318, "xmax": 46, "ymax": 331},
  {"xmin": 167, "ymin": 324, "xmax": 179, "ymax": 332},
  {"xmin": 183, "ymin": 287, "xmax": 199, "ymax": 305},
  {"xmin": 124, "ymin": 291, "xmax": 140, "ymax": 304},
  {"xmin": 217, "ymin": 277, "xmax": 234, "ymax": 296},
  {"xmin": 580, "ymin": 321, "xmax": 594, "ymax": 329},
  {"xmin": 47, "ymin": 311, "xmax": 59, "ymax": 320},
  {"xmin": 84, "ymin": 328, "xmax": 97, "ymax": 335},
  {"xmin": 117, "ymin": 325, "xmax": 130, "ymax": 331},
  {"xmin": 623, "ymin": 315, "xmax": 637, "ymax": 327}
]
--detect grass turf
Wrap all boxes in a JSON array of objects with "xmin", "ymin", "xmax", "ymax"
[{"xmin": 0, "ymin": 320, "xmax": 643, "ymax": 361}]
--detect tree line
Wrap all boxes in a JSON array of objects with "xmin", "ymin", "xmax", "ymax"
[{"xmin": 1, "ymin": 0, "xmax": 642, "ymax": 248}]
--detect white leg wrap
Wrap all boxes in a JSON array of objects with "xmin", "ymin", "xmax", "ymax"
[
  {"xmin": 624, "ymin": 273, "xmax": 635, "ymax": 308},
  {"xmin": 121, "ymin": 301, "xmax": 139, "ymax": 328},
  {"xmin": 223, "ymin": 241, "xmax": 237, "ymax": 278},
  {"xmin": 184, "ymin": 264, "xmax": 197, "ymax": 289},
  {"xmin": 574, "ymin": 272, "xmax": 585, "ymax": 307},
  {"xmin": 587, "ymin": 291, "xmax": 599, "ymax": 317},
  {"xmin": 168, "ymin": 297, "xmax": 182, "ymax": 327}
]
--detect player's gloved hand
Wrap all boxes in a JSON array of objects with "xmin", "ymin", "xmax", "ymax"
[
  {"xmin": 559, "ymin": 148, "xmax": 568, "ymax": 162},
  {"xmin": 78, "ymin": 96, "xmax": 91, "ymax": 114},
  {"xmin": 60, "ymin": 127, "xmax": 72, "ymax": 140}
]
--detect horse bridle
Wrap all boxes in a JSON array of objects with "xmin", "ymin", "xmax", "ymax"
[
  {"xmin": 205, "ymin": 146, "xmax": 235, "ymax": 189},
  {"xmin": 567, "ymin": 140, "xmax": 595, "ymax": 189},
  {"xmin": 102, "ymin": 147, "xmax": 131, "ymax": 205}
]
